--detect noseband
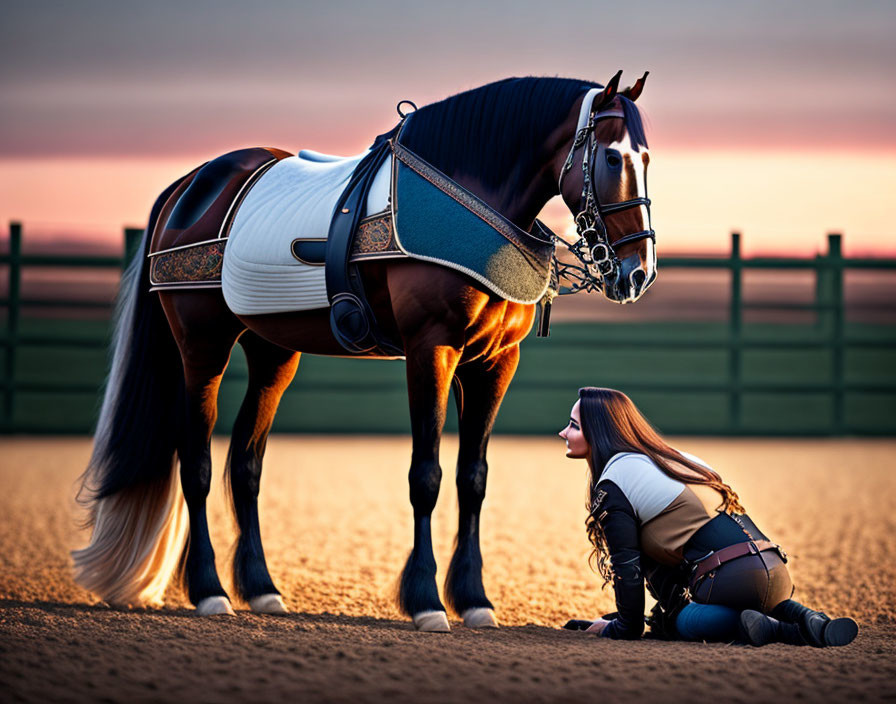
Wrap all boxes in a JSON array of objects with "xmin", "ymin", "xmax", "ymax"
[{"xmin": 555, "ymin": 90, "xmax": 655, "ymax": 294}]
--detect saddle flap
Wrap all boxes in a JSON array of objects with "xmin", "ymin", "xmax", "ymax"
[{"xmin": 390, "ymin": 142, "xmax": 554, "ymax": 304}]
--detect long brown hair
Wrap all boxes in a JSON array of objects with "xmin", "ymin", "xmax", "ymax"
[{"xmin": 577, "ymin": 387, "xmax": 744, "ymax": 584}]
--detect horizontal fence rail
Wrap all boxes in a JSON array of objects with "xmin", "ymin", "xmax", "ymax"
[{"xmin": 2, "ymin": 221, "xmax": 895, "ymax": 435}]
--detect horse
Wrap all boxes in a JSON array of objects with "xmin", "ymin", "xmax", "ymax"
[{"xmin": 71, "ymin": 72, "xmax": 656, "ymax": 632}]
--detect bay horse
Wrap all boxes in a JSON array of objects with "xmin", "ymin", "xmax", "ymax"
[{"xmin": 72, "ymin": 73, "xmax": 655, "ymax": 631}]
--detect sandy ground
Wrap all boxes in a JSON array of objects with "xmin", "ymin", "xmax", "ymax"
[{"xmin": 1, "ymin": 436, "xmax": 895, "ymax": 703}]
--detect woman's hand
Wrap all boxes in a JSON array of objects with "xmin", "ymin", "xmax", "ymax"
[{"xmin": 586, "ymin": 618, "xmax": 611, "ymax": 635}]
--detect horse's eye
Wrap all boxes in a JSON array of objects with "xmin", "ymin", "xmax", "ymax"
[{"xmin": 605, "ymin": 150, "xmax": 622, "ymax": 169}]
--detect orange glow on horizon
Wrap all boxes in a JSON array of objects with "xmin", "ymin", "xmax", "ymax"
[{"xmin": 1, "ymin": 147, "xmax": 894, "ymax": 258}]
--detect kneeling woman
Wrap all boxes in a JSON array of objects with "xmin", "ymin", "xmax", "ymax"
[{"xmin": 559, "ymin": 387, "xmax": 857, "ymax": 647}]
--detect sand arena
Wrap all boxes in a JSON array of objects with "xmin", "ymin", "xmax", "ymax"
[{"xmin": 1, "ymin": 436, "xmax": 895, "ymax": 702}]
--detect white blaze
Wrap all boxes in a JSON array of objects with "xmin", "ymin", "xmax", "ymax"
[{"xmin": 608, "ymin": 132, "xmax": 654, "ymax": 282}]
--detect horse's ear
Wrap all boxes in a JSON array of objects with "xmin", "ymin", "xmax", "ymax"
[
  {"xmin": 621, "ymin": 71, "xmax": 649, "ymax": 102},
  {"xmin": 594, "ymin": 70, "xmax": 623, "ymax": 110}
]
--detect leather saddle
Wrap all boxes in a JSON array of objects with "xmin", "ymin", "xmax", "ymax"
[{"xmin": 150, "ymin": 147, "xmax": 291, "ymax": 255}]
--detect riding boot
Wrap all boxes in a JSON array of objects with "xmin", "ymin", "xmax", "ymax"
[
  {"xmin": 739, "ymin": 610, "xmax": 806, "ymax": 647},
  {"xmin": 771, "ymin": 599, "xmax": 858, "ymax": 648}
]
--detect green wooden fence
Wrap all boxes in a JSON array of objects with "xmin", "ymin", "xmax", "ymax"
[{"xmin": 1, "ymin": 221, "xmax": 894, "ymax": 435}]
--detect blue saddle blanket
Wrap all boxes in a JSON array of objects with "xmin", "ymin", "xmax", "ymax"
[{"xmin": 390, "ymin": 142, "xmax": 555, "ymax": 304}]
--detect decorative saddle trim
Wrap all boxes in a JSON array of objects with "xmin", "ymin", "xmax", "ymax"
[
  {"xmin": 148, "ymin": 211, "xmax": 403, "ymax": 290},
  {"xmin": 149, "ymin": 239, "xmax": 227, "ymax": 290},
  {"xmin": 350, "ymin": 210, "xmax": 403, "ymax": 260}
]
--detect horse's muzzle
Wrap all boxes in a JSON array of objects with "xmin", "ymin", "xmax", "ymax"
[{"xmin": 603, "ymin": 253, "xmax": 655, "ymax": 304}]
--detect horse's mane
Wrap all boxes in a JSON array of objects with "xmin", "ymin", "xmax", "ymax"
[{"xmin": 398, "ymin": 76, "xmax": 648, "ymax": 191}]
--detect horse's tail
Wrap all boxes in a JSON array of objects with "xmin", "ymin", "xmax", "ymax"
[{"xmin": 71, "ymin": 177, "xmax": 189, "ymax": 607}]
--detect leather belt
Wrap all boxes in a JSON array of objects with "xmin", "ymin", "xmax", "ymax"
[{"xmin": 690, "ymin": 539, "xmax": 782, "ymax": 585}]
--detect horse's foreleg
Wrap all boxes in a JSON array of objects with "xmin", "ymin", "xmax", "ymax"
[
  {"xmin": 399, "ymin": 342, "xmax": 461, "ymax": 632},
  {"xmin": 447, "ymin": 346, "xmax": 520, "ymax": 628},
  {"xmin": 227, "ymin": 332, "xmax": 300, "ymax": 614}
]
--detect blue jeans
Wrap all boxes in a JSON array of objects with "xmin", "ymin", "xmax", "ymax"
[{"xmin": 675, "ymin": 602, "xmax": 741, "ymax": 641}]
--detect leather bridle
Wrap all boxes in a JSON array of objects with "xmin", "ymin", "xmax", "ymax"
[{"xmin": 555, "ymin": 90, "xmax": 655, "ymax": 294}]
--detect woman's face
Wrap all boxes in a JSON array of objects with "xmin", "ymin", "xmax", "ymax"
[{"xmin": 559, "ymin": 399, "xmax": 589, "ymax": 459}]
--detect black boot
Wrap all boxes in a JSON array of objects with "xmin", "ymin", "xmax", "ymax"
[
  {"xmin": 739, "ymin": 610, "xmax": 806, "ymax": 647},
  {"xmin": 772, "ymin": 599, "xmax": 858, "ymax": 648}
]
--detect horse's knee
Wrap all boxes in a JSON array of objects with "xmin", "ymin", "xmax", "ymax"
[
  {"xmin": 408, "ymin": 460, "xmax": 442, "ymax": 515},
  {"xmin": 457, "ymin": 460, "xmax": 488, "ymax": 509}
]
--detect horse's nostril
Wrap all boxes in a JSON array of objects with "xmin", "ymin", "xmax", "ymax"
[{"xmin": 630, "ymin": 268, "xmax": 646, "ymax": 292}]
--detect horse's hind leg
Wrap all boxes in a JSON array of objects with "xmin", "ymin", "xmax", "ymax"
[
  {"xmin": 399, "ymin": 342, "xmax": 461, "ymax": 632},
  {"xmin": 227, "ymin": 332, "xmax": 300, "ymax": 613},
  {"xmin": 446, "ymin": 347, "xmax": 520, "ymax": 628},
  {"xmin": 160, "ymin": 292, "xmax": 244, "ymax": 615}
]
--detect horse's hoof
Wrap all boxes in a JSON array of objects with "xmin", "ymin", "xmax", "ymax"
[
  {"xmin": 413, "ymin": 610, "xmax": 451, "ymax": 632},
  {"xmin": 462, "ymin": 607, "xmax": 499, "ymax": 628},
  {"xmin": 249, "ymin": 594, "xmax": 288, "ymax": 614},
  {"xmin": 196, "ymin": 596, "xmax": 235, "ymax": 616}
]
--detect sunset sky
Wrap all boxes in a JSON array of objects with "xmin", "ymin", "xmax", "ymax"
[{"xmin": 1, "ymin": 0, "xmax": 894, "ymax": 255}]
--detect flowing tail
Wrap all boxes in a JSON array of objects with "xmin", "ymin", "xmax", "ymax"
[{"xmin": 72, "ymin": 178, "xmax": 189, "ymax": 607}]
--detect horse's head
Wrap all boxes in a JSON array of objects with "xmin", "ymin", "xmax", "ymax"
[{"xmin": 558, "ymin": 71, "xmax": 655, "ymax": 304}]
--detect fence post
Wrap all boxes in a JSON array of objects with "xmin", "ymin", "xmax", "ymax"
[
  {"xmin": 124, "ymin": 227, "xmax": 144, "ymax": 268},
  {"xmin": 813, "ymin": 250, "xmax": 828, "ymax": 331},
  {"xmin": 828, "ymin": 233, "xmax": 844, "ymax": 432},
  {"xmin": 729, "ymin": 231, "xmax": 742, "ymax": 431},
  {"xmin": 4, "ymin": 222, "xmax": 22, "ymax": 430}
]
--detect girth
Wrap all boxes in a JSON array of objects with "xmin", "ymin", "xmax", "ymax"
[{"xmin": 325, "ymin": 126, "xmax": 404, "ymax": 357}]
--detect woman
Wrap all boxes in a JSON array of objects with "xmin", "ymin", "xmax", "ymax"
[{"xmin": 558, "ymin": 387, "xmax": 857, "ymax": 647}]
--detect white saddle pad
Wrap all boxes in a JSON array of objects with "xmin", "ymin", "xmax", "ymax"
[{"xmin": 222, "ymin": 150, "xmax": 391, "ymax": 315}]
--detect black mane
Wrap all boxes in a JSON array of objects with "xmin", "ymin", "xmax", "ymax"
[{"xmin": 398, "ymin": 76, "xmax": 648, "ymax": 192}]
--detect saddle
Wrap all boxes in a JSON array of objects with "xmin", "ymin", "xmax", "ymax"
[
  {"xmin": 150, "ymin": 148, "xmax": 289, "ymax": 256},
  {"xmin": 148, "ymin": 147, "xmax": 290, "ymax": 289},
  {"xmin": 148, "ymin": 149, "xmax": 400, "ymax": 305}
]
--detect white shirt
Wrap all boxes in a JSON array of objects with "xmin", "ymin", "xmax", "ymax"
[{"xmin": 599, "ymin": 451, "xmax": 711, "ymax": 524}]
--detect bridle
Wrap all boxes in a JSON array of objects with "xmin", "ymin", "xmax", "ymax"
[{"xmin": 554, "ymin": 88, "xmax": 655, "ymax": 295}]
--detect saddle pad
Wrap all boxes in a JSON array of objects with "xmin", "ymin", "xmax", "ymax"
[
  {"xmin": 391, "ymin": 142, "xmax": 554, "ymax": 304},
  {"xmin": 221, "ymin": 151, "xmax": 391, "ymax": 315}
]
